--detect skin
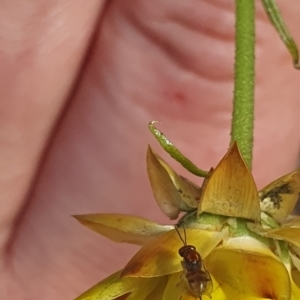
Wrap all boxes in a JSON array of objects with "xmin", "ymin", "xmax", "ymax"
[{"xmin": 1, "ymin": 0, "xmax": 300, "ymax": 299}]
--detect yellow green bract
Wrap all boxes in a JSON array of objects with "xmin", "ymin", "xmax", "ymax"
[
  {"xmin": 198, "ymin": 142, "xmax": 260, "ymax": 222},
  {"xmin": 75, "ymin": 142, "xmax": 300, "ymax": 300}
]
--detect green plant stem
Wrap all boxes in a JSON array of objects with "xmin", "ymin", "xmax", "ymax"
[
  {"xmin": 230, "ymin": 0, "xmax": 255, "ymax": 169},
  {"xmin": 149, "ymin": 121, "xmax": 208, "ymax": 177},
  {"xmin": 261, "ymin": 0, "xmax": 300, "ymax": 69}
]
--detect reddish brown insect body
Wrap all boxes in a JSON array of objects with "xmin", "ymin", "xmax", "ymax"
[{"xmin": 175, "ymin": 227, "xmax": 212, "ymax": 299}]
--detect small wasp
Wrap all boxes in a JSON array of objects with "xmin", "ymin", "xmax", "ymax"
[{"xmin": 175, "ymin": 225, "xmax": 212, "ymax": 299}]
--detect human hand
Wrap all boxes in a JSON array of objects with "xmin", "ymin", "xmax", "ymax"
[{"xmin": 1, "ymin": 0, "xmax": 300, "ymax": 299}]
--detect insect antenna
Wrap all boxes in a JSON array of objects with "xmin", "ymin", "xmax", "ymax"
[{"xmin": 175, "ymin": 224, "xmax": 187, "ymax": 246}]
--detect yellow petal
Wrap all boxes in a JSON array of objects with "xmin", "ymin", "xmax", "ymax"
[
  {"xmin": 284, "ymin": 259, "xmax": 300, "ymax": 299},
  {"xmin": 290, "ymin": 251, "xmax": 300, "ymax": 273},
  {"xmin": 222, "ymin": 236, "xmax": 277, "ymax": 256},
  {"xmin": 122, "ymin": 228, "xmax": 225, "ymax": 277},
  {"xmin": 282, "ymin": 215, "xmax": 300, "ymax": 227},
  {"xmin": 290, "ymin": 245, "xmax": 300, "ymax": 258},
  {"xmin": 215, "ymin": 281, "xmax": 275, "ymax": 300},
  {"xmin": 126, "ymin": 276, "xmax": 167, "ymax": 300},
  {"xmin": 162, "ymin": 272, "xmax": 186, "ymax": 300},
  {"xmin": 210, "ymin": 273, "xmax": 273, "ymax": 300},
  {"xmin": 205, "ymin": 237, "xmax": 291, "ymax": 299},
  {"xmin": 291, "ymin": 279, "xmax": 300, "ymax": 300},
  {"xmin": 75, "ymin": 270, "xmax": 145, "ymax": 300},
  {"xmin": 143, "ymin": 276, "xmax": 168, "ymax": 300},
  {"xmin": 147, "ymin": 146, "xmax": 183, "ymax": 219},
  {"xmin": 259, "ymin": 168, "xmax": 300, "ymax": 222},
  {"xmin": 198, "ymin": 142, "xmax": 260, "ymax": 222},
  {"xmin": 114, "ymin": 295, "xmax": 129, "ymax": 300},
  {"xmin": 73, "ymin": 214, "xmax": 173, "ymax": 245},
  {"xmin": 157, "ymin": 155, "xmax": 201, "ymax": 209},
  {"xmin": 248, "ymin": 223, "xmax": 300, "ymax": 248},
  {"xmin": 291, "ymin": 265, "xmax": 300, "ymax": 290},
  {"xmin": 267, "ymin": 227, "xmax": 300, "ymax": 248}
]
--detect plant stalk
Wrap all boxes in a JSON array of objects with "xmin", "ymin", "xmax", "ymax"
[{"xmin": 230, "ymin": 0, "xmax": 255, "ymax": 169}]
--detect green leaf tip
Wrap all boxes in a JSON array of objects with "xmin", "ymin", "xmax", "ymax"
[
  {"xmin": 148, "ymin": 121, "xmax": 208, "ymax": 177},
  {"xmin": 261, "ymin": 0, "xmax": 300, "ymax": 69}
]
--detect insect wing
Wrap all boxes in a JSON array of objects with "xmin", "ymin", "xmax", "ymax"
[
  {"xmin": 188, "ymin": 269, "xmax": 212, "ymax": 297},
  {"xmin": 182, "ymin": 260, "xmax": 213, "ymax": 297},
  {"xmin": 200, "ymin": 265, "xmax": 213, "ymax": 296}
]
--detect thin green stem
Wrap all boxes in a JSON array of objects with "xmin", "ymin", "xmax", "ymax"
[
  {"xmin": 149, "ymin": 121, "xmax": 208, "ymax": 177},
  {"xmin": 261, "ymin": 0, "xmax": 300, "ymax": 69},
  {"xmin": 230, "ymin": 0, "xmax": 255, "ymax": 169}
]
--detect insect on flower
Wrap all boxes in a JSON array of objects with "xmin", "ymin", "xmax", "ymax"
[{"xmin": 175, "ymin": 225, "xmax": 213, "ymax": 300}]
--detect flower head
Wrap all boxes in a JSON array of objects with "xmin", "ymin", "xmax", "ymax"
[{"xmin": 74, "ymin": 142, "xmax": 300, "ymax": 300}]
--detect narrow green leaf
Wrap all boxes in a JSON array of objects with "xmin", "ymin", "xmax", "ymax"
[
  {"xmin": 261, "ymin": 0, "xmax": 300, "ymax": 69},
  {"xmin": 148, "ymin": 121, "xmax": 208, "ymax": 177}
]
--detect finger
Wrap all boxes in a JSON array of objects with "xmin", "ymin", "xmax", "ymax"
[
  {"xmin": 4, "ymin": 0, "xmax": 300, "ymax": 299},
  {"xmin": 0, "ymin": 0, "xmax": 106, "ymax": 254}
]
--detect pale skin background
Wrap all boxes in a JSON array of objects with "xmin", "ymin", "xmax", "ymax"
[{"xmin": 1, "ymin": 0, "xmax": 300, "ymax": 299}]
